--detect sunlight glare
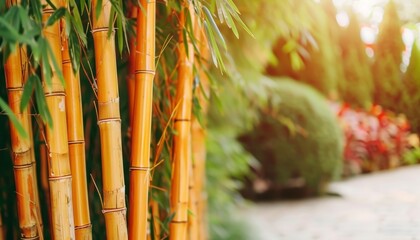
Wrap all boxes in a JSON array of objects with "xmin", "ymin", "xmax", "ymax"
[{"xmin": 336, "ymin": 11, "xmax": 350, "ymax": 27}]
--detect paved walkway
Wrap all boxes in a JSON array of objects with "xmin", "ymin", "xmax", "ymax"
[{"xmin": 243, "ymin": 166, "xmax": 420, "ymax": 240}]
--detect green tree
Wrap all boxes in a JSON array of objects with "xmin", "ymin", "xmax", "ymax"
[
  {"xmin": 372, "ymin": 0, "xmax": 405, "ymax": 112},
  {"xmin": 339, "ymin": 8, "xmax": 374, "ymax": 108},
  {"xmin": 402, "ymin": 41, "xmax": 420, "ymax": 134},
  {"xmin": 266, "ymin": 1, "xmax": 345, "ymax": 98}
]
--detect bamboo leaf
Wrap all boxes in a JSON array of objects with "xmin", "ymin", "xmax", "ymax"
[
  {"xmin": 20, "ymin": 75, "xmax": 37, "ymax": 111},
  {"xmin": 0, "ymin": 17, "xmax": 26, "ymax": 44},
  {"xmin": 95, "ymin": 0, "xmax": 103, "ymax": 20},
  {"xmin": 46, "ymin": 43, "xmax": 65, "ymax": 86},
  {"xmin": 0, "ymin": 97, "xmax": 28, "ymax": 138},
  {"xmin": 29, "ymin": 0, "xmax": 42, "ymax": 23},
  {"xmin": 68, "ymin": 31, "xmax": 81, "ymax": 73},
  {"xmin": 203, "ymin": 6, "xmax": 226, "ymax": 50},
  {"xmin": 44, "ymin": 0, "xmax": 57, "ymax": 10},
  {"xmin": 64, "ymin": 11, "xmax": 72, "ymax": 36},
  {"xmin": 34, "ymin": 77, "xmax": 53, "ymax": 128},
  {"xmin": 182, "ymin": 28, "xmax": 189, "ymax": 58},
  {"xmin": 39, "ymin": 38, "xmax": 52, "ymax": 87},
  {"xmin": 46, "ymin": 7, "xmax": 66, "ymax": 27},
  {"xmin": 116, "ymin": 12, "xmax": 123, "ymax": 54},
  {"xmin": 69, "ymin": 4, "xmax": 87, "ymax": 45}
]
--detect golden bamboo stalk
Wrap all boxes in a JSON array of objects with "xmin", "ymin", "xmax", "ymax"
[
  {"xmin": 187, "ymin": 170, "xmax": 198, "ymax": 240},
  {"xmin": 127, "ymin": 3, "xmax": 137, "ymax": 129},
  {"xmin": 0, "ymin": 209, "xmax": 4, "ymax": 240},
  {"xmin": 61, "ymin": 8, "xmax": 92, "ymax": 239},
  {"xmin": 128, "ymin": 0, "xmax": 155, "ymax": 239},
  {"xmin": 42, "ymin": 1, "xmax": 75, "ymax": 239},
  {"xmin": 38, "ymin": 121, "xmax": 52, "ymax": 238},
  {"xmin": 4, "ymin": 46, "xmax": 40, "ymax": 239},
  {"xmin": 91, "ymin": 0, "xmax": 128, "ymax": 238},
  {"xmin": 170, "ymin": 3, "xmax": 195, "ymax": 239},
  {"xmin": 191, "ymin": 29, "xmax": 210, "ymax": 240},
  {"xmin": 151, "ymin": 199, "xmax": 161, "ymax": 239}
]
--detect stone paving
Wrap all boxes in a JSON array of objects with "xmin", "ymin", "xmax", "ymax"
[{"xmin": 243, "ymin": 166, "xmax": 420, "ymax": 240}]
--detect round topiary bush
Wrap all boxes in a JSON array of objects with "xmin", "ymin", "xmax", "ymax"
[{"xmin": 239, "ymin": 79, "xmax": 344, "ymax": 197}]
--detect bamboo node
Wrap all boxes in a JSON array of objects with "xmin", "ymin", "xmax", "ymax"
[
  {"xmin": 91, "ymin": 27, "xmax": 115, "ymax": 34},
  {"xmin": 134, "ymin": 69, "xmax": 155, "ymax": 76},
  {"xmin": 48, "ymin": 174, "xmax": 72, "ymax": 181},
  {"xmin": 68, "ymin": 140, "xmax": 85, "ymax": 145},
  {"xmin": 174, "ymin": 118, "xmax": 191, "ymax": 122},
  {"xmin": 42, "ymin": 9, "xmax": 54, "ymax": 14},
  {"xmin": 5, "ymin": 86, "xmax": 23, "ymax": 91},
  {"xmin": 74, "ymin": 223, "xmax": 92, "ymax": 230},
  {"xmin": 97, "ymin": 118, "xmax": 121, "ymax": 124},
  {"xmin": 44, "ymin": 92, "xmax": 65, "ymax": 97},
  {"xmin": 129, "ymin": 166, "xmax": 150, "ymax": 171},
  {"xmin": 170, "ymin": 220, "xmax": 188, "ymax": 223},
  {"xmin": 20, "ymin": 236, "xmax": 40, "ymax": 240},
  {"xmin": 13, "ymin": 163, "xmax": 34, "ymax": 170},
  {"xmin": 101, "ymin": 207, "xmax": 126, "ymax": 215}
]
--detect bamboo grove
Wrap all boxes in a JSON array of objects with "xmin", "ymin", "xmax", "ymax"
[{"xmin": 0, "ymin": 0, "xmax": 247, "ymax": 239}]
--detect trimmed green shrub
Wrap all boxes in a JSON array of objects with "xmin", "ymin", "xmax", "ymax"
[{"xmin": 239, "ymin": 79, "xmax": 344, "ymax": 195}]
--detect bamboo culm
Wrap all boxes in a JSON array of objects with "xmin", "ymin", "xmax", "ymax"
[
  {"xmin": 42, "ymin": 0, "xmax": 76, "ymax": 238},
  {"xmin": 91, "ymin": 0, "xmax": 128, "ymax": 238},
  {"xmin": 170, "ymin": 2, "xmax": 195, "ymax": 239},
  {"xmin": 128, "ymin": 0, "xmax": 156, "ymax": 239}
]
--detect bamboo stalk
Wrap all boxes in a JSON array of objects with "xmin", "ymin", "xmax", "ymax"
[
  {"xmin": 151, "ymin": 199, "xmax": 160, "ymax": 239},
  {"xmin": 61, "ymin": 8, "xmax": 92, "ymax": 239},
  {"xmin": 170, "ymin": 3, "xmax": 195, "ymax": 239},
  {"xmin": 127, "ymin": 2, "xmax": 137, "ymax": 129},
  {"xmin": 41, "ymin": 1, "xmax": 75, "ymax": 239},
  {"xmin": 0, "ymin": 209, "xmax": 4, "ymax": 240},
  {"xmin": 128, "ymin": 0, "xmax": 155, "ymax": 239},
  {"xmin": 91, "ymin": 0, "xmax": 128, "ymax": 239},
  {"xmin": 4, "ymin": 46, "xmax": 40, "ymax": 239},
  {"xmin": 191, "ymin": 29, "xmax": 210, "ymax": 240}
]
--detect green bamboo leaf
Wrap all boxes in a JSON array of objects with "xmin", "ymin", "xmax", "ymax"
[
  {"xmin": 39, "ymin": 38, "xmax": 52, "ymax": 87},
  {"xmin": 0, "ymin": 97, "xmax": 28, "ymax": 138},
  {"xmin": 64, "ymin": 11, "xmax": 72, "ymax": 36},
  {"xmin": 46, "ymin": 7, "xmax": 66, "ymax": 27},
  {"xmin": 18, "ymin": 6, "xmax": 31, "ymax": 31},
  {"xmin": 68, "ymin": 31, "xmax": 81, "ymax": 73},
  {"xmin": 95, "ymin": 0, "xmax": 103, "ymax": 20},
  {"xmin": 182, "ymin": 28, "xmax": 189, "ymax": 58},
  {"xmin": 46, "ymin": 43, "xmax": 65, "ymax": 87},
  {"xmin": 29, "ymin": 0, "xmax": 42, "ymax": 23},
  {"xmin": 34, "ymin": 77, "xmax": 53, "ymax": 128},
  {"xmin": 0, "ymin": 17, "xmax": 26, "ymax": 43},
  {"xmin": 44, "ymin": 0, "xmax": 57, "ymax": 10},
  {"xmin": 203, "ymin": 6, "xmax": 226, "ymax": 50},
  {"xmin": 20, "ymin": 75, "xmax": 37, "ymax": 111},
  {"xmin": 203, "ymin": 20, "xmax": 218, "ymax": 68},
  {"xmin": 116, "ymin": 12, "xmax": 123, "ymax": 54},
  {"xmin": 69, "ymin": 4, "xmax": 87, "ymax": 45}
]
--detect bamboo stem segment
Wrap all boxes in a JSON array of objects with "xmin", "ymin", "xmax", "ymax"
[
  {"xmin": 127, "ymin": 3, "xmax": 137, "ymax": 130},
  {"xmin": 128, "ymin": 0, "xmax": 155, "ymax": 239},
  {"xmin": 42, "ymin": 1, "xmax": 75, "ymax": 239},
  {"xmin": 170, "ymin": 3, "xmax": 195, "ymax": 240},
  {"xmin": 0, "ymin": 209, "xmax": 4, "ymax": 240},
  {"xmin": 191, "ymin": 29, "xmax": 210, "ymax": 240},
  {"xmin": 91, "ymin": 0, "xmax": 128, "ymax": 239},
  {"xmin": 61, "ymin": 10, "xmax": 93, "ymax": 239},
  {"xmin": 5, "ymin": 47, "xmax": 41, "ymax": 239}
]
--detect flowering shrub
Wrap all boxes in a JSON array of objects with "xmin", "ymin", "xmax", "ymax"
[{"xmin": 330, "ymin": 102, "xmax": 412, "ymax": 176}]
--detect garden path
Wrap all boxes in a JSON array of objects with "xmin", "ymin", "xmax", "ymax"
[{"xmin": 243, "ymin": 165, "xmax": 420, "ymax": 240}]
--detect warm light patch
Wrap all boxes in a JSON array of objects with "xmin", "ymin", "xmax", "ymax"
[{"xmin": 336, "ymin": 11, "xmax": 350, "ymax": 27}]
